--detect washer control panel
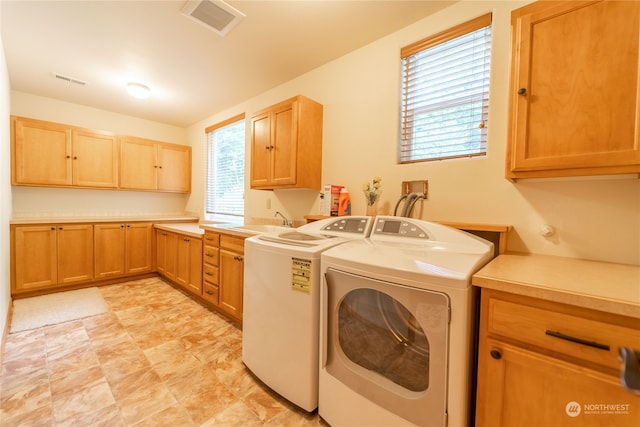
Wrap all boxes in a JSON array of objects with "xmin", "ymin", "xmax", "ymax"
[
  {"xmin": 320, "ymin": 217, "xmax": 371, "ymax": 235},
  {"xmin": 372, "ymin": 217, "xmax": 430, "ymax": 239}
]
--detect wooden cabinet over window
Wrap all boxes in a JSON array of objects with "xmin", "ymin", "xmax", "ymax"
[
  {"xmin": 12, "ymin": 224, "xmax": 94, "ymax": 294},
  {"xmin": 11, "ymin": 116, "xmax": 118, "ymax": 188},
  {"xmin": 250, "ymin": 95, "xmax": 323, "ymax": 190},
  {"xmin": 120, "ymin": 136, "xmax": 192, "ymax": 193},
  {"xmin": 506, "ymin": 0, "xmax": 640, "ymax": 180}
]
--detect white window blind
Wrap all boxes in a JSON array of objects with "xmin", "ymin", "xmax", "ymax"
[
  {"xmin": 206, "ymin": 114, "xmax": 245, "ymax": 217},
  {"xmin": 400, "ymin": 13, "xmax": 492, "ymax": 163}
]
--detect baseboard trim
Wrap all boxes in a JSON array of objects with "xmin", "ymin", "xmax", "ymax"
[{"xmin": 0, "ymin": 295, "xmax": 13, "ymax": 378}]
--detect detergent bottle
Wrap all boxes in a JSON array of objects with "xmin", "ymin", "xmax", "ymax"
[{"xmin": 338, "ymin": 187, "xmax": 351, "ymax": 216}]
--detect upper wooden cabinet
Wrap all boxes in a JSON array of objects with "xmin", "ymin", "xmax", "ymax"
[
  {"xmin": 120, "ymin": 136, "xmax": 191, "ymax": 193},
  {"xmin": 12, "ymin": 116, "xmax": 118, "ymax": 188},
  {"xmin": 506, "ymin": 0, "xmax": 640, "ymax": 180},
  {"xmin": 250, "ymin": 95, "xmax": 323, "ymax": 190}
]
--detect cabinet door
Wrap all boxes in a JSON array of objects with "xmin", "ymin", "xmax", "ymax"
[
  {"xmin": 72, "ymin": 129, "xmax": 118, "ymax": 188},
  {"xmin": 157, "ymin": 143, "xmax": 191, "ymax": 193},
  {"xmin": 250, "ymin": 111, "xmax": 272, "ymax": 187},
  {"xmin": 271, "ymin": 103, "xmax": 297, "ymax": 186},
  {"xmin": 476, "ymin": 340, "xmax": 640, "ymax": 427},
  {"xmin": 12, "ymin": 117, "xmax": 72, "ymax": 186},
  {"xmin": 156, "ymin": 230, "xmax": 169, "ymax": 275},
  {"xmin": 56, "ymin": 224, "xmax": 94, "ymax": 284},
  {"xmin": 13, "ymin": 225, "xmax": 58, "ymax": 292},
  {"xmin": 94, "ymin": 223, "xmax": 126, "ymax": 279},
  {"xmin": 119, "ymin": 137, "xmax": 157, "ymax": 190},
  {"xmin": 163, "ymin": 232, "xmax": 178, "ymax": 281},
  {"xmin": 219, "ymin": 248, "xmax": 243, "ymax": 321},
  {"xmin": 125, "ymin": 223, "xmax": 153, "ymax": 274},
  {"xmin": 507, "ymin": 0, "xmax": 640, "ymax": 179},
  {"xmin": 176, "ymin": 236, "xmax": 202, "ymax": 295}
]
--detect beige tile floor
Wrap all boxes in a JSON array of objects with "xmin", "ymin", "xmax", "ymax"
[{"xmin": 0, "ymin": 277, "xmax": 327, "ymax": 426}]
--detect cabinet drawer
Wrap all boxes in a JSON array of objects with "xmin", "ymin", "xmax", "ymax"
[
  {"xmin": 203, "ymin": 264, "xmax": 218, "ymax": 285},
  {"xmin": 486, "ymin": 295, "xmax": 640, "ymax": 371},
  {"xmin": 203, "ymin": 232, "xmax": 219, "ymax": 246},
  {"xmin": 220, "ymin": 235, "xmax": 245, "ymax": 253},
  {"xmin": 203, "ymin": 246, "xmax": 219, "ymax": 266},
  {"xmin": 202, "ymin": 282, "xmax": 219, "ymax": 305}
]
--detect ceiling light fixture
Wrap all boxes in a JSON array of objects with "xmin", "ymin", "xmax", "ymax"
[{"xmin": 127, "ymin": 82, "xmax": 151, "ymax": 99}]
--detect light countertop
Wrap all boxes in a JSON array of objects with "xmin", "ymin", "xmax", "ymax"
[
  {"xmin": 154, "ymin": 223, "xmax": 204, "ymax": 238},
  {"xmin": 472, "ymin": 253, "xmax": 640, "ymax": 319},
  {"xmin": 10, "ymin": 215, "xmax": 199, "ymax": 225}
]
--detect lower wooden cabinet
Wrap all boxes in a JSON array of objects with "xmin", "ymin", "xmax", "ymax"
[
  {"xmin": 476, "ymin": 289, "xmax": 640, "ymax": 427},
  {"xmin": 94, "ymin": 222, "xmax": 153, "ymax": 279},
  {"xmin": 11, "ymin": 221, "xmax": 181, "ymax": 297},
  {"xmin": 12, "ymin": 224, "xmax": 94, "ymax": 294},
  {"xmin": 155, "ymin": 229, "xmax": 202, "ymax": 296},
  {"xmin": 176, "ymin": 234, "xmax": 202, "ymax": 295},
  {"xmin": 200, "ymin": 231, "xmax": 245, "ymax": 323},
  {"xmin": 218, "ymin": 235, "xmax": 245, "ymax": 322},
  {"xmin": 202, "ymin": 231, "xmax": 220, "ymax": 306}
]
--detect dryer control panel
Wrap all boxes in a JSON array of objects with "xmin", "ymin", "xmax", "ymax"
[{"xmin": 372, "ymin": 217, "xmax": 430, "ymax": 239}]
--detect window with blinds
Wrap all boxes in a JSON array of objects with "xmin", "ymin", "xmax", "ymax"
[
  {"xmin": 399, "ymin": 13, "xmax": 492, "ymax": 163},
  {"xmin": 206, "ymin": 114, "xmax": 245, "ymax": 217}
]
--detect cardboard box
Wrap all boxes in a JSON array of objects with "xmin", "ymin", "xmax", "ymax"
[{"xmin": 322, "ymin": 184, "xmax": 343, "ymax": 216}]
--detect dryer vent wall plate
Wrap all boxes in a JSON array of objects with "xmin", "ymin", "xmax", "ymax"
[{"xmin": 181, "ymin": 0, "xmax": 246, "ymax": 36}]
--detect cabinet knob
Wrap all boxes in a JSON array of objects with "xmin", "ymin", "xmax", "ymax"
[
  {"xmin": 73, "ymin": 156, "xmax": 78, "ymax": 160},
  {"xmin": 66, "ymin": 155, "xmax": 71, "ymax": 159},
  {"xmin": 51, "ymin": 227, "xmax": 56, "ymax": 231},
  {"xmin": 517, "ymin": 88, "xmax": 527, "ymax": 95},
  {"xmin": 490, "ymin": 349, "xmax": 502, "ymax": 360}
]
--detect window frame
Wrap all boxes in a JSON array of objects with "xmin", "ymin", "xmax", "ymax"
[
  {"xmin": 205, "ymin": 113, "xmax": 246, "ymax": 219},
  {"xmin": 399, "ymin": 13, "xmax": 492, "ymax": 164}
]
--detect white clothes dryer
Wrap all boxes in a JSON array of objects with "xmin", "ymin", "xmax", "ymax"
[
  {"xmin": 319, "ymin": 216, "xmax": 494, "ymax": 427},
  {"xmin": 242, "ymin": 216, "xmax": 373, "ymax": 412}
]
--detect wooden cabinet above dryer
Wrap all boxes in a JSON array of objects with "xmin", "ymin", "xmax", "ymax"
[
  {"xmin": 505, "ymin": 0, "xmax": 640, "ymax": 180},
  {"xmin": 250, "ymin": 95, "xmax": 323, "ymax": 190}
]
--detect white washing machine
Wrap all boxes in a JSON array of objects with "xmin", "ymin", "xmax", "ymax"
[
  {"xmin": 242, "ymin": 216, "xmax": 373, "ymax": 411},
  {"xmin": 319, "ymin": 216, "xmax": 494, "ymax": 427}
]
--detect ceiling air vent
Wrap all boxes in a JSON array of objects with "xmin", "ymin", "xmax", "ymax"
[
  {"xmin": 181, "ymin": 0, "xmax": 245, "ymax": 37},
  {"xmin": 53, "ymin": 73, "xmax": 87, "ymax": 86}
]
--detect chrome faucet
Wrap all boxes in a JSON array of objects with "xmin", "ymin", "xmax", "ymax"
[{"xmin": 275, "ymin": 211, "xmax": 293, "ymax": 227}]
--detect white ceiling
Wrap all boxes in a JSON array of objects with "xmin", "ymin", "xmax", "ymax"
[{"xmin": 1, "ymin": 0, "xmax": 455, "ymax": 127}]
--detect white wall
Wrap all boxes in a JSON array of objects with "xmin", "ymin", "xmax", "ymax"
[
  {"xmin": 1, "ymin": 16, "xmax": 12, "ymax": 343},
  {"xmin": 11, "ymin": 92, "xmax": 192, "ymax": 218},
  {"xmin": 186, "ymin": 0, "xmax": 640, "ymax": 265}
]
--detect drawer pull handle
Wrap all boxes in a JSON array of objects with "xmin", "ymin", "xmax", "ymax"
[
  {"xmin": 545, "ymin": 330, "xmax": 610, "ymax": 351},
  {"xmin": 619, "ymin": 347, "xmax": 640, "ymax": 393},
  {"xmin": 490, "ymin": 349, "xmax": 502, "ymax": 360},
  {"xmin": 205, "ymin": 290, "xmax": 214, "ymax": 295},
  {"xmin": 205, "ymin": 272, "xmax": 213, "ymax": 276}
]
